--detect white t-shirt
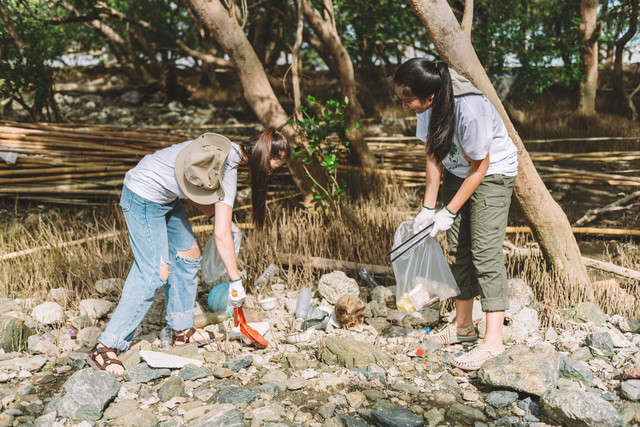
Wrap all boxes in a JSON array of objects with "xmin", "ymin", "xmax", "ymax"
[
  {"xmin": 416, "ymin": 94, "xmax": 518, "ymax": 178},
  {"xmin": 124, "ymin": 140, "xmax": 242, "ymax": 207}
]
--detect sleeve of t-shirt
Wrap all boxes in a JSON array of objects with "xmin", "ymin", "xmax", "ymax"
[
  {"xmin": 219, "ymin": 148, "xmax": 240, "ymax": 208},
  {"xmin": 458, "ymin": 101, "xmax": 493, "ymax": 160}
]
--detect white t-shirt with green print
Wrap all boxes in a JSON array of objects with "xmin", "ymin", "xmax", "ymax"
[{"xmin": 416, "ymin": 94, "xmax": 518, "ymax": 179}]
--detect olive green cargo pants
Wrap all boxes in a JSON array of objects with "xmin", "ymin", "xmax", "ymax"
[{"xmin": 442, "ymin": 170, "xmax": 516, "ymax": 312}]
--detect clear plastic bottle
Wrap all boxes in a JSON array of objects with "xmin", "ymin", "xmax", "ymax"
[
  {"xmin": 254, "ymin": 263, "xmax": 279, "ymax": 291},
  {"xmin": 194, "ymin": 310, "xmax": 231, "ymax": 328},
  {"xmin": 295, "ymin": 287, "xmax": 312, "ymax": 319},
  {"xmin": 358, "ymin": 269, "xmax": 379, "ymax": 288},
  {"xmin": 160, "ymin": 327, "xmax": 173, "ymax": 348}
]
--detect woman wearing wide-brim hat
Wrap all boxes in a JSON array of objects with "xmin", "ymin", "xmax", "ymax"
[{"xmin": 88, "ymin": 128, "xmax": 290, "ymax": 377}]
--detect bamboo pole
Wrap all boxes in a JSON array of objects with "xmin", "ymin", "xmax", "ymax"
[{"xmin": 506, "ymin": 226, "xmax": 640, "ymax": 236}]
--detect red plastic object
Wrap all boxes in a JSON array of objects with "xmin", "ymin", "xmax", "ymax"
[{"xmin": 233, "ymin": 306, "xmax": 269, "ymax": 348}]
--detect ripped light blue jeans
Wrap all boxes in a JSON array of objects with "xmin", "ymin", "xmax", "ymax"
[{"xmin": 99, "ymin": 185, "xmax": 201, "ymax": 350}]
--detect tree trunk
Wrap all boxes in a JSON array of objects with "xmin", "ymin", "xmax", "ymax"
[
  {"xmin": 186, "ymin": 0, "xmax": 327, "ymax": 205},
  {"xmin": 578, "ymin": 0, "xmax": 599, "ymax": 115},
  {"xmin": 612, "ymin": 0, "xmax": 639, "ymax": 119},
  {"xmin": 408, "ymin": 0, "xmax": 593, "ymax": 296},
  {"xmin": 301, "ymin": 0, "xmax": 377, "ymax": 168}
]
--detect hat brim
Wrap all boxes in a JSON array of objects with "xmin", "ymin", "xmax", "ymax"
[{"xmin": 175, "ymin": 133, "xmax": 232, "ymax": 205}]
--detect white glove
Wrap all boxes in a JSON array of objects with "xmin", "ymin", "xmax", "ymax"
[
  {"xmin": 228, "ymin": 279, "xmax": 246, "ymax": 308},
  {"xmin": 429, "ymin": 207, "xmax": 456, "ymax": 238},
  {"xmin": 413, "ymin": 206, "xmax": 435, "ymax": 233}
]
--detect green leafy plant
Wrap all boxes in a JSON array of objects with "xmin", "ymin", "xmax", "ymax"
[{"xmin": 293, "ymin": 95, "xmax": 352, "ymax": 203}]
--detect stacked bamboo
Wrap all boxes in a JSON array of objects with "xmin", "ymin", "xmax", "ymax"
[{"xmin": 1, "ymin": 121, "xmax": 639, "ymax": 205}]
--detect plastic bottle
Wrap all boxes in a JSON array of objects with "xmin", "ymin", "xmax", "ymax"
[
  {"xmin": 416, "ymin": 338, "xmax": 442, "ymax": 356},
  {"xmin": 358, "ymin": 269, "xmax": 379, "ymax": 288},
  {"xmin": 194, "ymin": 310, "xmax": 231, "ymax": 328},
  {"xmin": 160, "ymin": 327, "xmax": 173, "ymax": 348},
  {"xmin": 295, "ymin": 287, "xmax": 312, "ymax": 319},
  {"xmin": 254, "ymin": 263, "xmax": 279, "ymax": 291}
]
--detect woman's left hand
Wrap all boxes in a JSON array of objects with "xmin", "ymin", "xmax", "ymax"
[{"xmin": 429, "ymin": 208, "xmax": 456, "ymax": 237}]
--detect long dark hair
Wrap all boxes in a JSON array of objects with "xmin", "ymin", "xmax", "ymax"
[
  {"xmin": 393, "ymin": 58, "xmax": 455, "ymax": 163},
  {"xmin": 240, "ymin": 128, "xmax": 291, "ymax": 229}
]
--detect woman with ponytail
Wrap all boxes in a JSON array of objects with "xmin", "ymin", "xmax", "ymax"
[
  {"xmin": 89, "ymin": 128, "xmax": 290, "ymax": 377},
  {"xmin": 393, "ymin": 58, "xmax": 518, "ymax": 370}
]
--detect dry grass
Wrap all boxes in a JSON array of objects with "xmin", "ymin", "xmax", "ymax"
[{"xmin": 0, "ymin": 170, "xmax": 638, "ymax": 327}]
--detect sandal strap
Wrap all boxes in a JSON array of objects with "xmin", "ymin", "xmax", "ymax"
[
  {"xmin": 90, "ymin": 344, "xmax": 124, "ymax": 370},
  {"xmin": 173, "ymin": 327, "xmax": 197, "ymax": 345}
]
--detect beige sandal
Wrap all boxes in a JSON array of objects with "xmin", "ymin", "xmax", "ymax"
[
  {"xmin": 427, "ymin": 323, "xmax": 478, "ymax": 346},
  {"xmin": 451, "ymin": 343, "xmax": 504, "ymax": 371}
]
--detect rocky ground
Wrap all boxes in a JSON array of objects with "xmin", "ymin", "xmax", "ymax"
[{"xmin": 0, "ymin": 270, "xmax": 638, "ymax": 427}]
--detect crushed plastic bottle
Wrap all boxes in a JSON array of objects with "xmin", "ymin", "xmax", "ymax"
[
  {"xmin": 254, "ymin": 263, "xmax": 279, "ymax": 291},
  {"xmin": 358, "ymin": 269, "xmax": 379, "ymax": 288},
  {"xmin": 160, "ymin": 327, "xmax": 173, "ymax": 348},
  {"xmin": 295, "ymin": 287, "xmax": 312, "ymax": 319}
]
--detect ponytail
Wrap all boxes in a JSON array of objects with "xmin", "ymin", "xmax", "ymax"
[
  {"xmin": 240, "ymin": 128, "xmax": 291, "ymax": 230},
  {"xmin": 393, "ymin": 58, "xmax": 455, "ymax": 163}
]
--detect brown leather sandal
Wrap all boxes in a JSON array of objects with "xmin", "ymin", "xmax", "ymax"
[
  {"xmin": 87, "ymin": 343, "xmax": 125, "ymax": 377},
  {"xmin": 173, "ymin": 328, "xmax": 214, "ymax": 346}
]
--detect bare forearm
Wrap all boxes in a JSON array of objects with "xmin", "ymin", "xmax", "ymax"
[{"xmin": 446, "ymin": 156, "xmax": 490, "ymax": 213}]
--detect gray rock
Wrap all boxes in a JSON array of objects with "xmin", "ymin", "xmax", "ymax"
[
  {"xmin": 52, "ymin": 369, "xmax": 121, "ymax": 421},
  {"xmin": 27, "ymin": 334, "xmax": 57, "ymax": 357},
  {"xmin": 78, "ymin": 299, "xmax": 114, "ymax": 322},
  {"xmin": 572, "ymin": 302, "xmax": 608, "ymax": 326},
  {"xmin": 615, "ymin": 317, "xmax": 640, "ymax": 334},
  {"xmin": 507, "ymin": 306, "xmax": 539, "ymax": 343},
  {"xmin": 120, "ymin": 91, "xmax": 143, "ymax": 105},
  {"xmin": 342, "ymin": 415, "xmax": 368, "ymax": 427},
  {"xmin": 178, "ymin": 364, "xmax": 208, "ymax": 381},
  {"xmin": 111, "ymin": 409, "xmax": 157, "ymax": 427},
  {"xmin": 103, "ymin": 398, "xmax": 138, "ymax": 419},
  {"xmin": 259, "ymin": 369, "xmax": 288, "ymax": 389},
  {"xmin": 222, "ymin": 355, "xmax": 253, "ymax": 372},
  {"xmin": 479, "ymin": 344, "xmax": 559, "ymax": 396},
  {"xmin": 446, "ymin": 403, "xmax": 487, "ymax": 424},
  {"xmin": 318, "ymin": 271, "xmax": 360, "ymax": 304},
  {"xmin": 125, "ymin": 363, "xmax": 170, "ymax": 383},
  {"xmin": 22, "ymin": 355, "xmax": 47, "ymax": 371},
  {"xmin": 0, "ymin": 315, "xmax": 33, "ymax": 352},
  {"xmin": 158, "ymin": 376, "xmax": 185, "ymax": 402},
  {"xmin": 369, "ymin": 286, "xmax": 394, "ymax": 306},
  {"xmin": 485, "ymin": 390, "xmax": 519, "ymax": 408},
  {"xmin": 75, "ymin": 326, "xmax": 101, "ymax": 348},
  {"xmin": 540, "ymin": 389, "xmax": 624, "ymax": 427},
  {"xmin": 618, "ymin": 402, "xmax": 640, "ymax": 424},
  {"xmin": 214, "ymin": 386, "xmax": 257, "ymax": 405},
  {"xmin": 31, "ymin": 302, "xmax": 64, "ymax": 325},
  {"xmin": 33, "ymin": 410, "xmax": 57, "ymax": 427},
  {"xmin": 620, "ymin": 379, "xmax": 640, "ymax": 401},
  {"xmin": 360, "ymin": 407, "xmax": 424, "ymax": 427},
  {"xmin": 0, "ymin": 298, "xmax": 21, "ymax": 315},
  {"xmin": 506, "ymin": 278, "xmax": 535, "ymax": 315},
  {"xmin": 559, "ymin": 354, "xmax": 594, "ymax": 386},
  {"xmin": 322, "ymin": 336, "xmax": 392, "ymax": 369},
  {"xmin": 585, "ymin": 332, "xmax": 614, "ymax": 358}
]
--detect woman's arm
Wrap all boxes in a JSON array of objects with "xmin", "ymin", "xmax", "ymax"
[
  {"xmin": 211, "ymin": 202, "xmax": 241, "ymax": 281},
  {"xmin": 423, "ymin": 153, "xmax": 443, "ymax": 208},
  {"xmin": 188, "ymin": 199, "xmax": 241, "ymax": 281},
  {"xmin": 446, "ymin": 154, "xmax": 490, "ymax": 213}
]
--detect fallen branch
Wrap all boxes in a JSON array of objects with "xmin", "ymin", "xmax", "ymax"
[
  {"xmin": 276, "ymin": 253, "xmax": 394, "ymax": 276},
  {"xmin": 506, "ymin": 226, "xmax": 640, "ymax": 236},
  {"xmin": 503, "ymin": 241, "xmax": 640, "ymax": 281},
  {"xmin": 572, "ymin": 191, "xmax": 640, "ymax": 227}
]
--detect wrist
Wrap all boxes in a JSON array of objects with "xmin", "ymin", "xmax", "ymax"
[
  {"xmin": 230, "ymin": 278, "xmax": 242, "ymax": 283},
  {"xmin": 444, "ymin": 206, "xmax": 457, "ymax": 216}
]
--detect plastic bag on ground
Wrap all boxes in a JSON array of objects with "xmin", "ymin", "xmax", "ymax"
[
  {"xmin": 391, "ymin": 221, "xmax": 460, "ymax": 312},
  {"xmin": 201, "ymin": 222, "xmax": 242, "ymax": 285}
]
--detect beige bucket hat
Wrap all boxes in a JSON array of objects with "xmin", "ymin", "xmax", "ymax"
[{"xmin": 175, "ymin": 133, "xmax": 232, "ymax": 204}]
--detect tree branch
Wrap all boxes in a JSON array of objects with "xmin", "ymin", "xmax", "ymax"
[{"xmin": 461, "ymin": 0, "xmax": 474, "ymax": 39}]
